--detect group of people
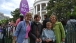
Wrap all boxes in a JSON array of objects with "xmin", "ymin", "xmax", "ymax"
[
  {"xmin": 0, "ymin": 24, "xmax": 6, "ymax": 43},
  {"xmin": 13, "ymin": 12, "xmax": 65, "ymax": 43}
]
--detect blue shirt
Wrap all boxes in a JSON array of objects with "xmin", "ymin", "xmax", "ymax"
[{"xmin": 41, "ymin": 29, "xmax": 55, "ymax": 42}]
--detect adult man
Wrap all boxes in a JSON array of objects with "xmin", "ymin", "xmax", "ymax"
[{"xmin": 43, "ymin": 15, "xmax": 49, "ymax": 28}]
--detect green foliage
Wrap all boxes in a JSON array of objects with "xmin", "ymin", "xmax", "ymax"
[
  {"xmin": 72, "ymin": 6, "xmax": 76, "ymax": 19},
  {"xmin": 47, "ymin": 0, "xmax": 76, "ymax": 20},
  {"xmin": 11, "ymin": 8, "xmax": 20, "ymax": 22},
  {"xmin": 0, "ymin": 19, "xmax": 8, "ymax": 24}
]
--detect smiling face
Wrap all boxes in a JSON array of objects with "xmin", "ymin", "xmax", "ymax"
[
  {"xmin": 24, "ymin": 12, "xmax": 32, "ymax": 22},
  {"xmin": 34, "ymin": 14, "xmax": 41, "ymax": 22},
  {"xmin": 46, "ymin": 22, "xmax": 52, "ymax": 29},
  {"xmin": 50, "ymin": 15, "xmax": 57, "ymax": 23}
]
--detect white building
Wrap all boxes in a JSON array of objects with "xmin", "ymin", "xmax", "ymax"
[{"xmin": 29, "ymin": 0, "xmax": 49, "ymax": 21}]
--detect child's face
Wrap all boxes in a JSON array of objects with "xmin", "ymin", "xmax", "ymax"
[
  {"xmin": 35, "ymin": 16, "xmax": 41, "ymax": 22},
  {"xmin": 46, "ymin": 24, "xmax": 52, "ymax": 29}
]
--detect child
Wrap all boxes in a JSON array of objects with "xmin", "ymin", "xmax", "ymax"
[{"xmin": 42, "ymin": 22, "xmax": 55, "ymax": 43}]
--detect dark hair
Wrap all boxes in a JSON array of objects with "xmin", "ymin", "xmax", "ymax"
[
  {"xmin": 34, "ymin": 14, "xmax": 40, "ymax": 19},
  {"xmin": 61, "ymin": 20, "xmax": 67, "ymax": 26},
  {"xmin": 44, "ymin": 15, "xmax": 47, "ymax": 18},
  {"xmin": 70, "ymin": 15, "xmax": 74, "ymax": 19},
  {"xmin": 20, "ymin": 16, "xmax": 24, "ymax": 21},
  {"xmin": 0, "ymin": 24, "xmax": 1, "ymax": 26}
]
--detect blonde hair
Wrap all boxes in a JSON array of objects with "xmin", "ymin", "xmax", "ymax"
[
  {"xmin": 46, "ymin": 22, "xmax": 52, "ymax": 25},
  {"xmin": 25, "ymin": 12, "xmax": 32, "ymax": 17},
  {"xmin": 50, "ymin": 14, "xmax": 57, "ymax": 21}
]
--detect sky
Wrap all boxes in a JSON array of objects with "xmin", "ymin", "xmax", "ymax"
[{"xmin": 0, "ymin": 0, "xmax": 35, "ymax": 18}]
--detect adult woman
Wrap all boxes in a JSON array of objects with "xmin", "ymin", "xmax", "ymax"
[
  {"xmin": 50, "ymin": 15, "xmax": 65, "ymax": 43},
  {"xmin": 13, "ymin": 12, "xmax": 32, "ymax": 43}
]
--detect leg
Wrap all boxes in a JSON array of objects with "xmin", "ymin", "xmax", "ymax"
[{"xmin": 22, "ymin": 39, "xmax": 28, "ymax": 43}]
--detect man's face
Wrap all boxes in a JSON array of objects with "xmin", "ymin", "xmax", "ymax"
[{"xmin": 44, "ymin": 16, "xmax": 46, "ymax": 19}]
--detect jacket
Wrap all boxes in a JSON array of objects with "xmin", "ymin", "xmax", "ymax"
[
  {"xmin": 13, "ymin": 20, "xmax": 31, "ymax": 43},
  {"xmin": 29, "ymin": 21, "xmax": 43, "ymax": 43},
  {"xmin": 43, "ymin": 18, "xmax": 49, "ymax": 28},
  {"xmin": 53, "ymin": 21, "xmax": 65, "ymax": 43}
]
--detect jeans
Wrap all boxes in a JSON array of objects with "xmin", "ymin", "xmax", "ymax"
[{"xmin": 22, "ymin": 39, "xmax": 28, "ymax": 43}]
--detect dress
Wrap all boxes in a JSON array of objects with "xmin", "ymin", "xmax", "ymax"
[{"xmin": 52, "ymin": 21, "xmax": 65, "ymax": 43}]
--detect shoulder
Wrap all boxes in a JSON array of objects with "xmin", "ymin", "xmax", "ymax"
[
  {"xmin": 55, "ymin": 21, "xmax": 62, "ymax": 25},
  {"xmin": 43, "ymin": 29, "xmax": 47, "ymax": 32},
  {"xmin": 17, "ymin": 21, "xmax": 24, "ymax": 26},
  {"xmin": 19, "ymin": 21, "xmax": 24, "ymax": 24},
  {"xmin": 31, "ymin": 21, "xmax": 35, "ymax": 25}
]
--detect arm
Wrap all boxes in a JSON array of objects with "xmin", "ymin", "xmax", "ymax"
[
  {"xmin": 52, "ymin": 31, "xmax": 55, "ymax": 42},
  {"xmin": 13, "ymin": 22, "xmax": 22, "ymax": 37},
  {"xmin": 59, "ymin": 22, "xmax": 65, "ymax": 39},
  {"xmin": 41, "ymin": 30, "xmax": 46, "ymax": 41},
  {"xmin": 39, "ymin": 25, "xmax": 43, "ymax": 38},
  {"xmin": 29, "ymin": 29, "xmax": 37, "ymax": 40},
  {"xmin": 28, "ymin": 23, "xmax": 37, "ymax": 40}
]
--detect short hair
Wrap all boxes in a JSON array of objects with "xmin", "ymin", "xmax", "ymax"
[
  {"xmin": 20, "ymin": 16, "xmax": 24, "ymax": 21},
  {"xmin": 44, "ymin": 15, "xmax": 47, "ymax": 18},
  {"xmin": 70, "ymin": 15, "xmax": 74, "ymax": 19},
  {"xmin": 25, "ymin": 12, "xmax": 32, "ymax": 17},
  {"xmin": 0, "ymin": 24, "xmax": 1, "ymax": 26},
  {"xmin": 46, "ymin": 22, "xmax": 52, "ymax": 25},
  {"xmin": 34, "ymin": 14, "xmax": 40, "ymax": 19}
]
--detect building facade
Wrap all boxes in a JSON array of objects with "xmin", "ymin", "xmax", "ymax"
[{"xmin": 29, "ymin": 0, "xmax": 49, "ymax": 21}]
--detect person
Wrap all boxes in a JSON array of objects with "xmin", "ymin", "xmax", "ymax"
[
  {"xmin": 50, "ymin": 15, "xmax": 65, "ymax": 43},
  {"xmin": 2, "ymin": 24, "xmax": 6, "ymax": 43},
  {"xmin": 66, "ymin": 15, "xmax": 76, "ymax": 43},
  {"xmin": 15, "ymin": 14, "xmax": 24, "ymax": 26},
  {"xmin": 29, "ymin": 14, "xmax": 43, "ymax": 43},
  {"xmin": 42, "ymin": 22, "xmax": 55, "ymax": 43},
  {"xmin": 43, "ymin": 15, "xmax": 49, "ymax": 28},
  {"xmin": 0, "ymin": 24, "xmax": 6, "ymax": 43},
  {"xmin": 67, "ymin": 15, "xmax": 76, "ymax": 26},
  {"xmin": 13, "ymin": 12, "xmax": 32, "ymax": 43},
  {"xmin": 0, "ymin": 24, "xmax": 3, "ymax": 43}
]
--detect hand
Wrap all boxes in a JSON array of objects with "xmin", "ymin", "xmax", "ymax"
[
  {"xmin": 36, "ymin": 38, "xmax": 40, "ymax": 42},
  {"xmin": 13, "ymin": 36, "xmax": 16, "ymax": 41},
  {"xmin": 48, "ymin": 39, "xmax": 52, "ymax": 41},
  {"xmin": 45, "ymin": 39, "xmax": 52, "ymax": 43},
  {"xmin": 62, "ymin": 38, "xmax": 65, "ymax": 42},
  {"xmin": 39, "ymin": 38, "xmax": 42, "ymax": 42},
  {"xmin": 45, "ymin": 40, "xmax": 50, "ymax": 43}
]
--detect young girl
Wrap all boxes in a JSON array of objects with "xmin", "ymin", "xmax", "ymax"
[{"xmin": 42, "ymin": 22, "xmax": 55, "ymax": 43}]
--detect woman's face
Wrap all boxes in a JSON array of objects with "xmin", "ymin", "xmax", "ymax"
[
  {"xmin": 24, "ymin": 16, "xmax": 31, "ymax": 22},
  {"xmin": 50, "ymin": 15, "xmax": 56, "ymax": 23}
]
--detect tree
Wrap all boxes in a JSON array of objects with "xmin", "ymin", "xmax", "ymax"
[
  {"xmin": 47, "ymin": 0, "xmax": 76, "ymax": 21},
  {"xmin": 0, "ymin": 19, "xmax": 8, "ymax": 24},
  {"xmin": 72, "ymin": 6, "xmax": 76, "ymax": 19},
  {"xmin": 11, "ymin": 8, "xmax": 20, "ymax": 22}
]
